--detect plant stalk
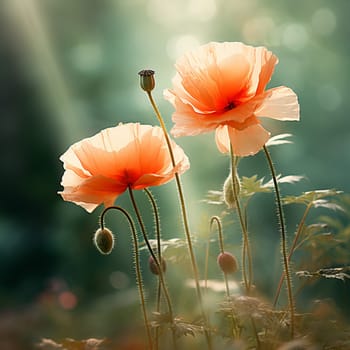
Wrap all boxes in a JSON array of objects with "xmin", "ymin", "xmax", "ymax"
[
  {"xmin": 229, "ymin": 146, "xmax": 253, "ymax": 294},
  {"xmin": 273, "ymin": 203, "xmax": 313, "ymax": 307},
  {"xmin": 146, "ymin": 90, "xmax": 213, "ymax": 349},
  {"xmin": 100, "ymin": 206, "xmax": 153, "ymax": 350},
  {"xmin": 128, "ymin": 187, "xmax": 177, "ymax": 348},
  {"xmin": 263, "ymin": 145, "xmax": 295, "ymax": 338}
]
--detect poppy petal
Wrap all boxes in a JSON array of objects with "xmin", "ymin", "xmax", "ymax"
[
  {"xmin": 255, "ymin": 86, "xmax": 300, "ymax": 121},
  {"xmin": 215, "ymin": 124, "xmax": 270, "ymax": 156},
  {"xmin": 59, "ymin": 172, "xmax": 126, "ymax": 212}
]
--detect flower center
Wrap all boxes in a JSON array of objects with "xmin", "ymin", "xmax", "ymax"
[
  {"xmin": 123, "ymin": 168, "xmax": 138, "ymax": 186},
  {"xmin": 225, "ymin": 101, "xmax": 236, "ymax": 111}
]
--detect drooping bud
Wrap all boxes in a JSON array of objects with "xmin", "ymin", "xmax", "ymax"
[
  {"xmin": 138, "ymin": 69, "xmax": 155, "ymax": 92},
  {"xmin": 93, "ymin": 227, "xmax": 115, "ymax": 255},
  {"xmin": 149, "ymin": 256, "xmax": 166, "ymax": 275},
  {"xmin": 223, "ymin": 172, "xmax": 240, "ymax": 208},
  {"xmin": 217, "ymin": 252, "xmax": 238, "ymax": 274}
]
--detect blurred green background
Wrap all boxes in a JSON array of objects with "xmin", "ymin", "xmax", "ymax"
[{"xmin": 1, "ymin": 0, "xmax": 349, "ymax": 348}]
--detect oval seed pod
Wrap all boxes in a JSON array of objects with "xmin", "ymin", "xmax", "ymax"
[
  {"xmin": 149, "ymin": 256, "xmax": 166, "ymax": 275},
  {"xmin": 93, "ymin": 227, "xmax": 115, "ymax": 255},
  {"xmin": 217, "ymin": 252, "xmax": 239, "ymax": 274},
  {"xmin": 138, "ymin": 69, "xmax": 155, "ymax": 92},
  {"xmin": 223, "ymin": 172, "xmax": 240, "ymax": 208}
]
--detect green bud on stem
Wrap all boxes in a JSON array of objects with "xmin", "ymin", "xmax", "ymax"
[
  {"xmin": 223, "ymin": 172, "xmax": 240, "ymax": 208},
  {"xmin": 93, "ymin": 227, "xmax": 115, "ymax": 255}
]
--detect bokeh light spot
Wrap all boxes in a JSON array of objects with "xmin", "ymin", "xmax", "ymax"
[
  {"xmin": 242, "ymin": 16, "xmax": 276, "ymax": 44},
  {"xmin": 58, "ymin": 291, "xmax": 78, "ymax": 310},
  {"xmin": 147, "ymin": 0, "xmax": 216, "ymax": 24},
  {"xmin": 109, "ymin": 271, "xmax": 130, "ymax": 290},
  {"xmin": 282, "ymin": 23, "xmax": 308, "ymax": 51},
  {"xmin": 166, "ymin": 35, "xmax": 201, "ymax": 60},
  {"xmin": 188, "ymin": 0, "xmax": 216, "ymax": 22},
  {"xmin": 312, "ymin": 8, "xmax": 337, "ymax": 36}
]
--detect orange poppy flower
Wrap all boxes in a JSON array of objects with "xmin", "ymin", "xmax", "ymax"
[
  {"xmin": 164, "ymin": 42, "xmax": 300, "ymax": 156},
  {"xmin": 59, "ymin": 123, "xmax": 189, "ymax": 212}
]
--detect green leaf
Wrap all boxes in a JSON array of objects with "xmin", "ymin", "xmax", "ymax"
[
  {"xmin": 302, "ymin": 223, "xmax": 329, "ymax": 238},
  {"xmin": 37, "ymin": 338, "xmax": 107, "ymax": 350},
  {"xmin": 140, "ymin": 238, "xmax": 196, "ymax": 263},
  {"xmin": 264, "ymin": 174, "xmax": 305, "ymax": 187},
  {"xmin": 313, "ymin": 199, "xmax": 345, "ymax": 211},
  {"xmin": 240, "ymin": 175, "xmax": 271, "ymax": 197},
  {"xmin": 201, "ymin": 190, "xmax": 224, "ymax": 205},
  {"xmin": 296, "ymin": 266, "xmax": 350, "ymax": 281},
  {"xmin": 203, "ymin": 174, "xmax": 305, "ymax": 205},
  {"xmin": 265, "ymin": 133, "xmax": 293, "ymax": 147},
  {"xmin": 283, "ymin": 189, "xmax": 343, "ymax": 206}
]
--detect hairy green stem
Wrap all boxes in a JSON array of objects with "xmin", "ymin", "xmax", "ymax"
[
  {"xmin": 143, "ymin": 188, "xmax": 162, "ymax": 350},
  {"xmin": 263, "ymin": 145, "xmax": 295, "ymax": 338},
  {"xmin": 229, "ymin": 146, "xmax": 253, "ymax": 294},
  {"xmin": 144, "ymin": 188, "xmax": 178, "ymax": 350},
  {"xmin": 146, "ymin": 90, "xmax": 212, "ymax": 349},
  {"xmin": 210, "ymin": 216, "xmax": 239, "ymax": 338},
  {"xmin": 210, "ymin": 216, "xmax": 231, "ymax": 297},
  {"xmin": 100, "ymin": 206, "xmax": 153, "ymax": 350},
  {"xmin": 128, "ymin": 187, "xmax": 177, "ymax": 347},
  {"xmin": 273, "ymin": 203, "xmax": 313, "ymax": 307},
  {"xmin": 144, "ymin": 188, "xmax": 163, "ymax": 308}
]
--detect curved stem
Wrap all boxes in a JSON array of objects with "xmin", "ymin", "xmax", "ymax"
[
  {"xmin": 210, "ymin": 216, "xmax": 240, "ymax": 339},
  {"xmin": 273, "ymin": 203, "xmax": 313, "ymax": 307},
  {"xmin": 146, "ymin": 90, "xmax": 212, "ymax": 349},
  {"xmin": 263, "ymin": 145, "xmax": 295, "ymax": 338},
  {"xmin": 210, "ymin": 216, "xmax": 225, "ymax": 254},
  {"xmin": 128, "ymin": 188, "xmax": 175, "ymax": 328},
  {"xmin": 100, "ymin": 206, "xmax": 153, "ymax": 350},
  {"xmin": 144, "ymin": 188, "xmax": 162, "ymax": 305},
  {"xmin": 229, "ymin": 146, "xmax": 253, "ymax": 294},
  {"xmin": 144, "ymin": 189, "xmax": 162, "ymax": 262},
  {"xmin": 210, "ymin": 216, "xmax": 230, "ymax": 297},
  {"xmin": 143, "ymin": 188, "xmax": 165, "ymax": 350}
]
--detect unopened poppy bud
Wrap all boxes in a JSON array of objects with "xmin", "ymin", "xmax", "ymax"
[
  {"xmin": 138, "ymin": 69, "xmax": 155, "ymax": 92},
  {"xmin": 93, "ymin": 227, "xmax": 114, "ymax": 255},
  {"xmin": 149, "ymin": 256, "xmax": 166, "ymax": 275},
  {"xmin": 223, "ymin": 172, "xmax": 240, "ymax": 208},
  {"xmin": 217, "ymin": 252, "xmax": 238, "ymax": 274}
]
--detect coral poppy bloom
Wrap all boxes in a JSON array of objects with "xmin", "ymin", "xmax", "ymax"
[
  {"xmin": 164, "ymin": 42, "xmax": 300, "ymax": 156},
  {"xmin": 59, "ymin": 123, "xmax": 189, "ymax": 212}
]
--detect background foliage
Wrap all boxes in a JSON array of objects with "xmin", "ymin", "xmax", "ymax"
[{"xmin": 0, "ymin": 0, "xmax": 349, "ymax": 348}]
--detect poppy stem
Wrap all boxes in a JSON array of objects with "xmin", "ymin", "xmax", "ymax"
[
  {"xmin": 210, "ymin": 216, "xmax": 240, "ymax": 339},
  {"xmin": 128, "ymin": 187, "xmax": 177, "ymax": 348},
  {"xmin": 143, "ymin": 188, "xmax": 173, "ymax": 350},
  {"xmin": 210, "ymin": 216, "xmax": 225, "ymax": 255},
  {"xmin": 210, "ymin": 217, "xmax": 230, "ymax": 296},
  {"xmin": 273, "ymin": 202, "xmax": 313, "ymax": 307},
  {"xmin": 145, "ymin": 90, "xmax": 213, "ymax": 349},
  {"xmin": 99, "ymin": 206, "xmax": 153, "ymax": 350},
  {"xmin": 262, "ymin": 145, "xmax": 295, "ymax": 338},
  {"xmin": 229, "ymin": 146, "xmax": 253, "ymax": 294}
]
